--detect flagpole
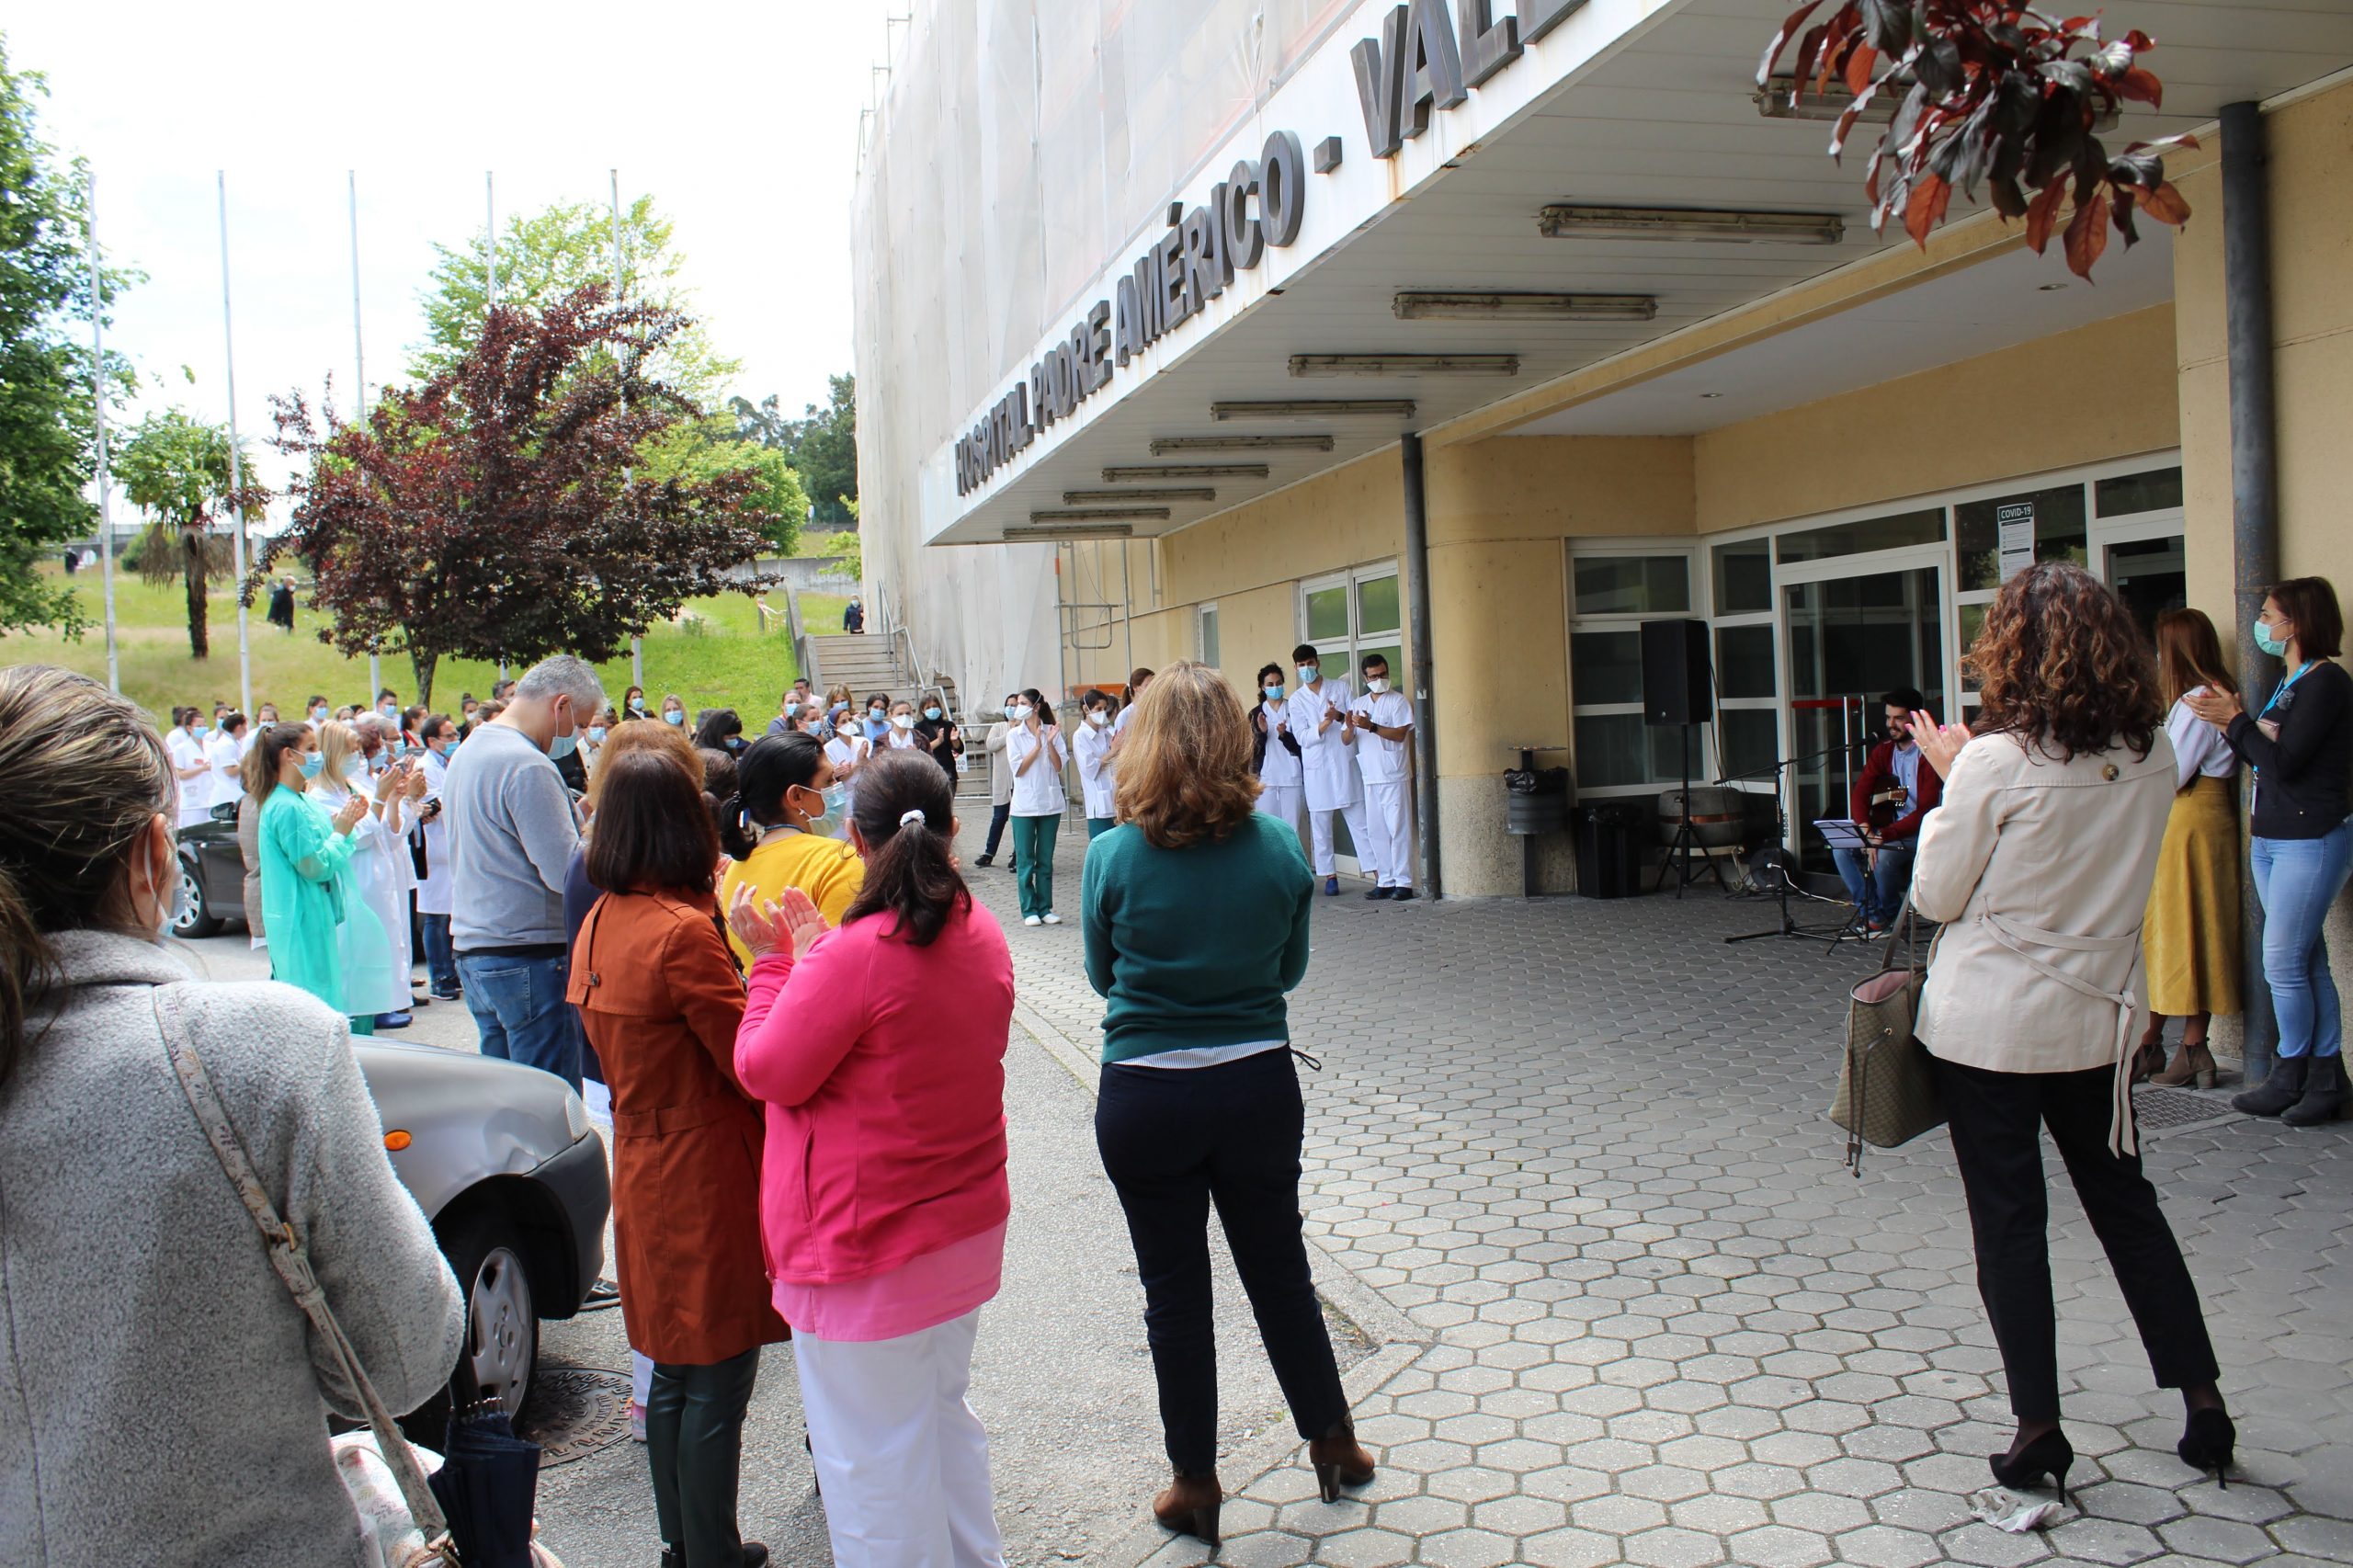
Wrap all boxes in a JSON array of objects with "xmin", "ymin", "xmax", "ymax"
[
  {"xmin": 217, "ymin": 173, "xmax": 254, "ymax": 716},
  {"xmin": 488, "ymin": 170, "xmax": 506, "ymax": 686},
  {"xmin": 612, "ymin": 168, "xmax": 642, "ymax": 691},
  {"xmin": 350, "ymin": 171, "xmax": 380, "ymax": 702},
  {"xmin": 85, "ymin": 169, "xmax": 120, "ymax": 694}
]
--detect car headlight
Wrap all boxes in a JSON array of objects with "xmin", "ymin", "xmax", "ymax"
[{"xmin": 563, "ymin": 1087, "xmax": 592, "ymax": 1142}]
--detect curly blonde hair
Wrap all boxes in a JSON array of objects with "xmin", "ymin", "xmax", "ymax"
[
  {"xmin": 1968, "ymin": 560, "xmax": 2160, "ymax": 760},
  {"xmin": 1112, "ymin": 661, "xmax": 1261, "ymax": 849}
]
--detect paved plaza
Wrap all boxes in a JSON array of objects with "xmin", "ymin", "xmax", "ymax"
[{"xmin": 973, "ymin": 825, "xmax": 2353, "ymax": 1568}]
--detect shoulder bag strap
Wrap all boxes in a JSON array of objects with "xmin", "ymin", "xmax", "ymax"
[{"xmin": 152, "ymin": 984, "xmax": 455, "ymax": 1553}]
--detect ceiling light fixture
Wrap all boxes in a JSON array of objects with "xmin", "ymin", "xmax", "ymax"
[
  {"xmin": 1026, "ymin": 506, "xmax": 1171, "ymax": 523},
  {"xmin": 1754, "ymin": 74, "xmax": 1904, "ymax": 125},
  {"xmin": 1289, "ymin": 354, "xmax": 1520, "ymax": 378},
  {"xmin": 1103, "ymin": 463, "xmax": 1271, "ymax": 482},
  {"xmin": 1149, "ymin": 435, "xmax": 1337, "ymax": 454},
  {"xmin": 1537, "ymin": 203, "xmax": 1846, "ymax": 244},
  {"xmin": 1061, "ymin": 487, "xmax": 1216, "ymax": 504},
  {"xmin": 1209, "ymin": 400, "xmax": 1415, "ymax": 420},
  {"xmin": 1392, "ymin": 290, "xmax": 1658, "ymax": 321},
  {"xmin": 1006, "ymin": 521, "xmax": 1138, "ymax": 540}
]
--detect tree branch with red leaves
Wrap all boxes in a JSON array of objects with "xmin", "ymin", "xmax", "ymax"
[
  {"xmin": 266, "ymin": 284, "xmax": 779, "ymax": 706},
  {"xmin": 1759, "ymin": 1, "xmax": 2194, "ymax": 278}
]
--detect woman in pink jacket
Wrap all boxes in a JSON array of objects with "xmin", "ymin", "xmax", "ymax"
[{"xmin": 730, "ymin": 747, "xmax": 1015, "ymax": 1567}]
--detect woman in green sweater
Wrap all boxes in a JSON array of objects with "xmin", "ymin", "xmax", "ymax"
[{"xmin": 1082, "ymin": 660, "xmax": 1374, "ymax": 1550}]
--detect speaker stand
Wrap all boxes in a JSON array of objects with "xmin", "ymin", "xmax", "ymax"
[{"xmin": 1653, "ymin": 724, "xmax": 1726, "ymax": 898}]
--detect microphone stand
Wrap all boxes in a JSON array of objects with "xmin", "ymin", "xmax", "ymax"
[{"xmin": 1719, "ymin": 741, "xmax": 1872, "ymax": 948}]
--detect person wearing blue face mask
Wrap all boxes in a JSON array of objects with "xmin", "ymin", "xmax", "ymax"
[
  {"xmin": 915, "ymin": 698, "xmax": 964, "ymax": 790},
  {"xmin": 256, "ymin": 722, "xmax": 377, "ymax": 1027},
  {"xmin": 1250, "ymin": 664, "xmax": 1306, "ymax": 852},
  {"xmin": 661, "ymin": 692, "xmax": 688, "ymax": 727},
  {"xmin": 440, "ymin": 654, "xmax": 605, "ymax": 1086},
  {"xmin": 166, "ymin": 707, "xmax": 216, "ymax": 831},
  {"xmin": 717, "ymin": 733, "xmax": 867, "ymax": 968}
]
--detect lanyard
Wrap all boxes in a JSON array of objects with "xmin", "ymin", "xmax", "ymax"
[{"xmin": 2259, "ymin": 663, "xmax": 2313, "ymax": 721}]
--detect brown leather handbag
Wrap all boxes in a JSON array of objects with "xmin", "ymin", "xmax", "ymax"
[{"xmin": 1830, "ymin": 907, "xmax": 1946, "ymax": 1173}]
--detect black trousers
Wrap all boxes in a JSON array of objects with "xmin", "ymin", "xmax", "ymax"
[
  {"xmin": 983, "ymin": 802, "xmax": 1011, "ymax": 858},
  {"xmin": 646, "ymin": 1346, "xmax": 761, "ymax": 1566},
  {"xmin": 1937, "ymin": 1057, "xmax": 2220, "ymax": 1422},
  {"xmin": 1095, "ymin": 1048, "xmax": 1349, "ymax": 1474}
]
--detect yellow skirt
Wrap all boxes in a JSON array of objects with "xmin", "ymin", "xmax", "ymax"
[{"xmin": 2143, "ymin": 775, "xmax": 2244, "ymax": 1017}]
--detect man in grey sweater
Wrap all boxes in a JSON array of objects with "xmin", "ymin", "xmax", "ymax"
[{"xmin": 443, "ymin": 653, "xmax": 603, "ymax": 1087}]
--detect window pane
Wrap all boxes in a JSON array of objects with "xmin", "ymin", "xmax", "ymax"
[
  {"xmin": 1356, "ymin": 574, "xmax": 1401, "ymax": 636},
  {"xmin": 1574, "ymin": 713, "xmax": 1680, "ymax": 790},
  {"xmin": 1199, "ymin": 607, "xmax": 1220, "ymax": 667},
  {"xmin": 1719, "ymin": 709, "xmax": 1780, "ymax": 782},
  {"xmin": 1775, "ymin": 507, "xmax": 1945, "ymax": 565},
  {"xmin": 1305, "ymin": 585, "xmax": 1349, "ymax": 642},
  {"xmin": 2096, "ymin": 467, "xmax": 2184, "ymax": 517},
  {"xmin": 1955, "ymin": 484, "xmax": 2087, "ymax": 589},
  {"xmin": 2107, "ymin": 535, "xmax": 2186, "ymax": 640},
  {"xmin": 1570, "ymin": 631, "xmax": 1643, "ymax": 706},
  {"xmin": 1715, "ymin": 624, "xmax": 1776, "ymax": 700},
  {"xmin": 1712, "ymin": 540, "xmax": 1772, "ymax": 614},
  {"xmin": 1574, "ymin": 556, "xmax": 1689, "ymax": 617},
  {"xmin": 1958, "ymin": 600, "xmax": 1989, "ymax": 692}
]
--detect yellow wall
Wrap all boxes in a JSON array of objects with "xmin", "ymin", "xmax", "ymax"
[{"xmin": 2175, "ymin": 78, "xmax": 2353, "ymax": 642}]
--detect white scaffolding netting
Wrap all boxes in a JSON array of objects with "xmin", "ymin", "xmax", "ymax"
[{"xmin": 852, "ymin": 0, "xmax": 1351, "ymax": 708}]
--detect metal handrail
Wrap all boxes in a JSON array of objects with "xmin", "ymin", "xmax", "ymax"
[{"xmin": 782, "ymin": 582, "xmax": 818, "ymax": 689}]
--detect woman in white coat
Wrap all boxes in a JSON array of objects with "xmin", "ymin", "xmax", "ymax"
[
  {"xmin": 313, "ymin": 722, "xmax": 420, "ymax": 1029},
  {"xmin": 1908, "ymin": 561, "xmax": 2233, "ymax": 1501},
  {"xmin": 1251, "ymin": 663, "xmax": 1306, "ymax": 850},
  {"xmin": 415, "ymin": 713, "xmax": 461, "ymax": 1000}
]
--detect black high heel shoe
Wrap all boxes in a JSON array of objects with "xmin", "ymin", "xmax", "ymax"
[
  {"xmin": 1989, "ymin": 1429, "xmax": 2075, "ymax": 1505},
  {"xmin": 2178, "ymin": 1407, "xmax": 2235, "ymax": 1489}
]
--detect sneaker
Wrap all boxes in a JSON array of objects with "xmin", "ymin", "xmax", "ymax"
[
  {"xmin": 1024, "ymin": 915, "xmax": 1042, "ymax": 927},
  {"xmin": 1324, "ymin": 877, "xmax": 1340, "ymax": 896},
  {"xmin": 1365, "ymin": 887, "xmax": 1393, "ymax": 901},
  {"xmin": 1390, "ymin": 887, "xmax": 1417, "ymax": 902},
  {"xmin": 374, "ymin": 1010, "xmax": 413, "ymax": 1029},
  {"xmin": 429, "ymin": 988, "xmax": 462, "ymax": 1003},
  {"xmin": 1042, "ymin": 912, "xmax": 1063, "ymax": 926}
]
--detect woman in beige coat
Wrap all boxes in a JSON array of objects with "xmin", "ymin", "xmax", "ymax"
[{"xmin": 1908, "ymin": 562, "xmax": 2232, "ymax": 1503}]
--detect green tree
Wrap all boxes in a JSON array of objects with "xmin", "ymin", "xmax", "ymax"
[
  {"xmin": 114, "ymin": 408, "xmax": 268, "ymax": 659},
  {"xmin": 0, "ymin": 38, "xmax": 138, "ymax": 639},
  {"xmin": 638, "ymin": 416, "xmax": 809, "ymax": 558},
  {"xmin": 730, "ymin": 371, "xmax": 857, "ymax": 523},
  {"xmin": 410, "ymin": 195, "xmax": 741, "ymax": 403}
]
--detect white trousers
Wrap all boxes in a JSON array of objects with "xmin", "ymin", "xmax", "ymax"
[
  {"xmin": 1256, "ymin": 783, "xmax": 1305, "ymax": 855},
  {"xmin": 794, "ymin": 1310, "xmax": 1003, "ymax": 1568},
  {"xmin": 1363, "ymin": 780, "xmax": 1415, "ymax": 888},
  {"xmin": 1306, "ymin": 798, "xmax": 1377, "ymax": 880}
]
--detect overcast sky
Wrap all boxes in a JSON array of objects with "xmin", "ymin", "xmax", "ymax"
[{"xmin": 9, "ymin": 0, "xmax": 892, "ymax": 500}]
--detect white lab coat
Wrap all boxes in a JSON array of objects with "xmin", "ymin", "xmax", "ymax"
[
  {"xmin": 1074, "ymin": 719, "xmax": 1116, "ymax": 820},
  {"xmin": 415, "ymin": 748, "xmax": 454, "ymax": 918},
  {"xmin": 1349, "ymin": 689, "xmax": 1416, "ymax": 888},
  {"xmin": 825, "ymin": 733, "xmax": 869, "ymax": 837},
  {"xmin": 1293, "ymin": 677, "xmax": 1360, "ymax": 812},
  {"xmin": 1006, "ymin": 723, "xmax": 1069, "ymax": 817},
  {"xmin": 205, "ymin": 731, "xmax": 245, "ymax": 816},
  {"xmin": 1256, "ymin": 698, "xmax": 1303, "ymax": 788},
  {"xmin": 167, "ymin": 729, "xmax": 213, "ymax": 827},
  {"xmin": 312, "ymin": 777, "xmax": 414, "ymax": 1016}
]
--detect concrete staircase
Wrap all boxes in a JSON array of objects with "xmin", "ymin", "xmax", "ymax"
[{"xmin": 804, "ymin": 629, "xmax": 995, "ymax": 801}]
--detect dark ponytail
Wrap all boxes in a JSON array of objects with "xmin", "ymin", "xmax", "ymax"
[
  {"xmin": 723, "ymin": 733, "xmax": 826, "ymax": 859},
  {"xmin": 840, "ymin": 748, "xmax": 969, "ymax": 948}
]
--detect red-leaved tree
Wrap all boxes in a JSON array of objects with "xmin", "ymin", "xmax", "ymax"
[
  {"xmin": 267, "ymin": 285, "xmax": 779, "ymax": 705},
  {"xmin": 1760, "ymin": 2, "xmax": 2193, "ymax": 278}
]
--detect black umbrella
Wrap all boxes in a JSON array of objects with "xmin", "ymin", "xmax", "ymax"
[{"xmin": 429, "ymin": 1400, "xmax": 542, "ymax": 1568}]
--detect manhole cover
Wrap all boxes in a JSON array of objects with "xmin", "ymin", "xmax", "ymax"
[
  {"xmin": 519, "ymin": 1367, "xmax": 633, "ymax": 1466},
  {"xmin": 2133, "ymin": 1085, "xmax": 2238, "ymax": 1137}
]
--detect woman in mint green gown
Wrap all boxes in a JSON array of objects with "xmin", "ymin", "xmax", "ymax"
[{"xmin": 252, "ymin": 723, "xmax": 383, "ymax": 1032}]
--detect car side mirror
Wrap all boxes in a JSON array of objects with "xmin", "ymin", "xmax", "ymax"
[{"xmin": 210, "ymin": 801, "xmax": 240, "ymax": 825}]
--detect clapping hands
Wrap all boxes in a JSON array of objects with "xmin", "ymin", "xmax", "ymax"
[
  {"xmin": 728, "ymin": 882, "xmax": 830, "ymax": 960},
  {"xmin": 1907, "ymin": 710, "xmax": 1972, "ymax": 779}
]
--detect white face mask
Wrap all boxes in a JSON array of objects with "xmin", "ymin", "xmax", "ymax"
[
  {"xmin": 1366, "ymin": 677, "xmax": 1390, "ymax": 695},
  {"xmin": 1086, "ymin": 710, "xmax": 1108, "ymax": 727},
  {"xmin": 1012, "ymin": 705, "xmax": 1033, "ymax": 723},
  {"xmin": 892, "ymin": 713, "xmax": 915, "ymax": 731}
]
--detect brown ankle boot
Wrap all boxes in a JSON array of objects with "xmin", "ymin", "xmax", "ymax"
[
  {"xmin": 1308, "ymin": 1417, "xmax": 1377, "ymax": 1502},
  {"xmin": 2152, "ymin": 1038, "xmax": 2218, "ymax": 1089},
  {"xmin": 1153, "ymin": 1469, "xmax": 1222, "ymax": 1547}
]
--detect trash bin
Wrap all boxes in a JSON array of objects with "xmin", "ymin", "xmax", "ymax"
[
  {"xmin": 1574, "ymin": 803, "xmax": 1643, "ymax": 900},
  {"xmin": 1504, "ymin": 765, "xmax": 1570, "ymax": 835}
]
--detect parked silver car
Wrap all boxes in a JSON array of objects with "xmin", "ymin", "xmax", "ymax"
[{"xmin": 357, "ymin": 1036, "xmax": 608, "ymax": 1431}]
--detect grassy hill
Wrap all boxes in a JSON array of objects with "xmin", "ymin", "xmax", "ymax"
[{"xmin": 5, "ymin": 563, "xmax": 857, "ymax": 724}]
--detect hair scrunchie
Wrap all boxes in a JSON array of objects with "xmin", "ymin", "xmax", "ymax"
[{"xmin": 899, "ymin": 808, "xmax": 927, "ymax": 828}]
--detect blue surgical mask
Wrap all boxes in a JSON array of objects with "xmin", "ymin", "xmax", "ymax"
[
  {"xmin": 550, "ymin": 729, "xmax": 578, "ymax": 760},
  {"xmin": 664, "ymin": 710, "xmax": 685, "ymax": 726},
  {"xmin": 924, "ymin": 706, "xmax": 942, "ymax": 721},
  {"xmin": 343, "ymin": 756, "xmax": 367, "ymax": 779},
  {"xmin": 586, "ymin": 725, "xmax": 607, "ymax": 744},
  {"xmin": 830, "ymin": 700, "xmax": 848, "ymax": 716},
  {"xmin": 298, "ymin": 752, "xmax": 326, "ymax": 779},
  {"xmin": 193, "ymin": 723, "xmax": 210, "ymax": 739},
  {"xmin": 2256, "ymin": 620, "xmax": 2290, "ymax": 657},
  {"xmin": 1298, "ymin": 665, "xmax": 1319, "ymax": 685},
  {"xmin": 1264, "ymin": 684, "xmax": 1283, "ymax": 699},
  {"xmin": 629, "ymin": 696, "xmax": 645, "ymax": 712},
  {"xmin": 433, "ymin": 740, "xmax": 456, "ymax": 759}
]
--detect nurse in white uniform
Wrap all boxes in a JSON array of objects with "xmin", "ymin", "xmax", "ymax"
[
  {"xmin": 1074, "ymin": 691, "xmax": 1119, "ymax": 836},
  {"xmin": 1289, "ymin": 643, "xmax": 1378, "ymax": 892},
  {"xmin": 165, "ymin": 708, "xmax": 214, "ymax": 830},
  {"xmin": 205, "ymin": 713, "xmax": 248, "ymax": 818},
  {"xmin": 1251, "ymin": 662, "xmax": 1306, "ymax": 849},
  {"xmin": 415, "ymin": 715, "xmax": 460, "ymax": 1000},
  {"xmin": 1347, "ymin": 653, "xmax": 1417, "ymax": 900},
  {"xmin": 824, "ymin": 717, "xmax": 870, "ymax": 839}
]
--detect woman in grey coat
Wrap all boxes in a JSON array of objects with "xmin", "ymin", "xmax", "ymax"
[{"xmin": 0, "ymin": 665, "xmax": 466, "ymax": 1568}]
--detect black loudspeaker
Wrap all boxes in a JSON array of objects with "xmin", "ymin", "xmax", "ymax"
[{"xmin": 1641, "ymin": 619, "xmax": 1712, "ymax": 726}]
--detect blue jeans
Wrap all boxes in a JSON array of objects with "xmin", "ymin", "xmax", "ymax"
[
  {"xmin": 418, "ymin": 913, "xmax": 460, "ymax": 996},
  {"xmin": 2251, "ymin": 819, "xmax": 2353, "ymax": 1060},
  {"xmin": 456, "ymin": 950, "xmax": 582, "ymax": 1088},
  {"xmin": 1834, "ymin": 838, "xmax": 1915, "ymax": 925}
]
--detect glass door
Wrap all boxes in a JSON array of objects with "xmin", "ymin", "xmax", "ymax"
[{"xmin": 1781, "ymin": 560, "xmax": 1947, "ymax": 873}]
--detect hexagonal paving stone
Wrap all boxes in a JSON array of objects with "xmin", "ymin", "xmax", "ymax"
[
  {"xmin": 1726, "ymin": 1523, "xmax": 1837, "ymax": 1568},
  {"xmin": 1517, "ymin": 1526, "xmax": 1625, "ymax": 1568}
]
